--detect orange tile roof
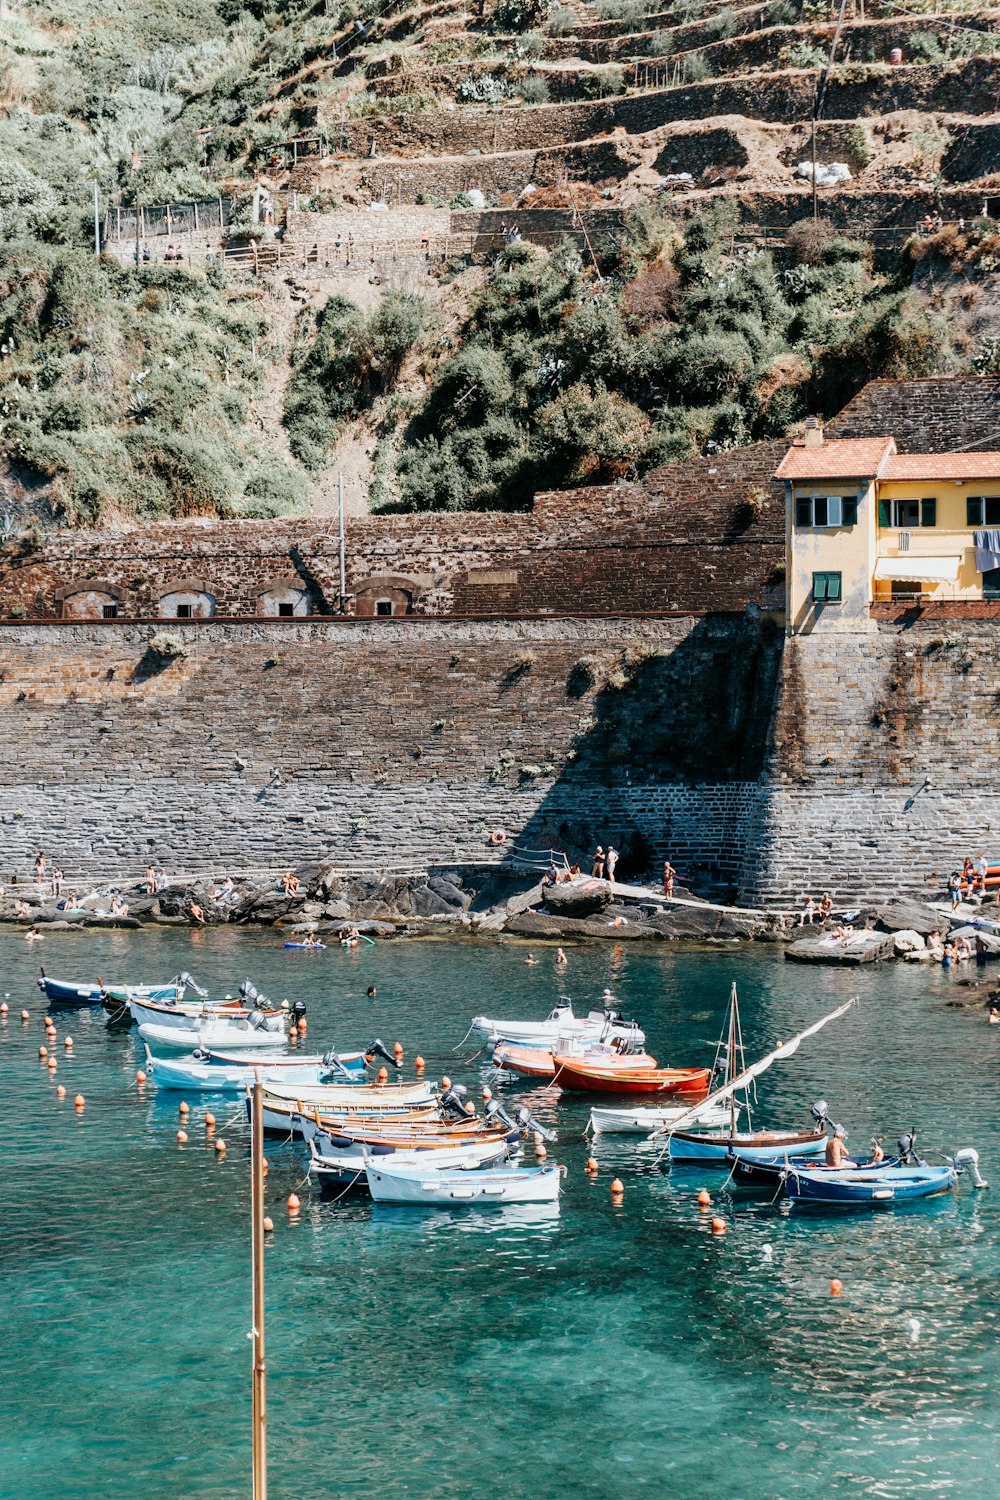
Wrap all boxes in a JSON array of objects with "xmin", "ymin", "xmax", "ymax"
[
  {"xmin": 882, "ymin": 452, "xmax": 1000, "ymax": 481},
  {"xmin": 774, "ymin": 437, "xmax": 895, "ymax": 481}
]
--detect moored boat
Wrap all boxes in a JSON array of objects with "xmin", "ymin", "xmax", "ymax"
[
  {"xmin": 589, "ymin": 1101, "xmax": 735, "ymax": 1134},
  {"xmin": 551, "ymin": 1059, "xmax": 710, "ymax": 1096},
  {"xmin": 142, "ymin": 1046, "xmax": 368, "ymax": 1092},
  {"xmin": 39, "ymin": 970, "xmax": 188, "ymax": 1007},
  {"xmin": 784, "ymin": 1161, "xmax": 956, "ymax": 1206},
  {"xmin": 493, "ymin": 1035, "xmax": 657, "ymax": 1081},
  {"xmin": 365, "ymin": 1161, "xmax": 562, "ymax": 1206},
  {"xmin": 308, "ymin": 1131, "xmax": 514, "ymax": 1189},
  {"xmin": 471, "ymin": 1000, "xmax": 645, "ymax": 1050},
  {"xmin": 671, "ymin": 1127, "xmax": 826, "ymax": 1165}
]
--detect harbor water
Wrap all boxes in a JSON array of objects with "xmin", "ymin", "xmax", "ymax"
[{"xmin": 2, "ymin": 927, "xmax": 998, "ymax": 1499}]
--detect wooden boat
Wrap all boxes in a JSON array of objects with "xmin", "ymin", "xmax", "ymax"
[
  {"xmin": 263, "ymin": 1079, "xmax": 435, "ymax": 1111},
  {"xmin": 589, "ymin": 1102, "xmax": 735, "ymax": 1134},
  {"xmin": 493, "ymin": 1037, "xmax": 657, "ymax": 1080},
  {"xmin": 785, "ymin": 1162, "xmax": 956, "ymax": 1206},
  {"xmin": 308, "ymin": 1132, "xmax": 513, "ymax": 1188},
  {"xmin": 365, "ymin": 1161, "xmax": 562, "ymax": 1205},
  {"xmin": 727, "ymin": 1149, "xmax": 900, "ymax": 1191},
  {"xmin": 551, "ymin": 1059, "xmax": 710, "ymax": 1096},
  {"xmin": 253, "ymin": 1089, "xmax": 451, "ymax": 1137},
  {"xmin": 471, "ymin": 1000, "xmax": 645, "ymax": 1050},
  {"xmin": 660, "ymin": 987, "xmax": 858, "ymax": 1164},
  {"xmin": 38, "ymin": 972, "xmax": 185, "ymax": 1007}
]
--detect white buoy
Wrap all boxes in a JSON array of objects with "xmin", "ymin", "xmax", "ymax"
[
  {"xmin": 761, "ymin": 1243, "xmax": 774, "ymax": 1261},
  {"xmin": 907, "ymin": 1317, "xmax": 921, "ymax": 1342}
]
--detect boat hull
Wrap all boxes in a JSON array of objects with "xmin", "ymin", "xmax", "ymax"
[
  {"xmin": 365, "ymin": 1162, "xmax": 561, "ymax": 1205},
  {"xmin": 553, "ymin": 1061, "xmax": 710, "ymax": 1096},
  {"xmin": 40, "ymin": 977, "xmax": 180, "ymax": 1007},
  {"xmin": 137, "ymin": 1020, "xmax": 289, "ymax": 1051},
  {"xmin": 310, "ymin": 1134, "xmax": 513, "ymax": 1187},
  {"xmin": 727, "ymin": 1150, "xmax": 901, "ymax": 1190},
  {"xmin": 786, "ymin": 1163, "xmax": 956, "ymax": 1205},
  {"xmin": 145, "ymin": 1053, "xmax": 328, "ymax": 1092},
  {"xmin": 494, "ymin": 1042, "xmax": 657, "ymax": 1079},
  {"xmin": 668, "ymin": 1129, "xmax": 827, "ymax": 1165},
  {"xmin": 472, "ymin": 1009, "xmax": 645, "ymax": 1049},
  {"xmin": 589, "ymin": 1102, "xmax": 734, "ymax": 1134}
]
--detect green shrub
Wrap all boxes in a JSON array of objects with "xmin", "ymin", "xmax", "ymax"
[
  {"xmin": 844, "ymin": 122, "xmax": 874, "ymax": 169},
  {"xmin": 681, "ymin": 51, "xmax": 713, "ymax": 82},
  {"xmin": 781, "ymin": 41, "xmax": 828, "ymax": 68},
  {"xmin": 909, "ymin": 30, "xmax": 945, "ymax": 64},
  {"xmin": 545, "ymin": 4, "xmax": 578, "ymax": 35},
  {"xmin": 519, "ymin": 74, "xmax": 551, "ymax": 103}
]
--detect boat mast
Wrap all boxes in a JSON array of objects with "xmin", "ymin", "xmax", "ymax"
[
  {"xmin": 252, "ymin": 1072, "xmax": 268, "ymax": 1500},
  {"xmin": 728, "ymin": 983, "xmax": 738, "ymax": 1138}
]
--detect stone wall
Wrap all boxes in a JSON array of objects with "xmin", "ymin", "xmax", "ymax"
[
  {"xmin": 0, "ymin": 615, "xmax": 777, "ymax": 882},
  {"xmin": 740, "ymin": 618, "xmax": 1000, "ymax": 905}
]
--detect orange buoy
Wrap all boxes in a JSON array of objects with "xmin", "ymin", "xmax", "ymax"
[
  {"xmin": 586, "ymin": 1157, "xmax": 598, "ymax": 1174},
  {"xmin": 0, "ymin": 1001, "xmax": 7, "ymax": 1014},
  {"xmin": 830, "ymin": 1279, "xmax": 843, "ymax": 1297},
  {"xmin": 697, "ymin": 1188, "xmax": 712, "ymax": 1208},
  {"xmin": 535, "ymin": 1144, "xmax": 548, "ymax": 1159},
  {"xmin": 377, "ymin": 1066, "xmax": 389, "ymax": 1083},
  {"xmin": 177, "ymin": 1129, "xmax": 188, "ymax": 1144},
  {"xmin": 711, "ymin": 1217, "xmax": 727, "ymax": 1236},
  {"xmin": 179, "ymin": 1101, "xmax": 190, "ymax": 1116},
  {"xmin": 205, "ymin": 1112, "xmax": 216, "ymax": 1127},
  {"xmin": 287, "ymin": 1193, "xmax": 300, "ymax": 1214},
  {"xmin": 74, "ymin": 1094, "xmax": 85, "ymax": 1109},
  {"xmin": 263, "ymin": 1216, "xmax": 274, "ymax": 1233},
  {"xmin": 38, "ymin": 1046, "xmax": 48, "ymax": 1058},
  {"xmin": 21, "ymin": 1009, "xmax": 29, "ymax": 1021},
  {"xmin": 440, "ymin": 1075, "xmax": 451, "ymax": 1091},
  {"xmin": 43, "ymin": 1015, "xmax": 53, "ymax": 1026},
  {"xmin": 393, "ymin": 1041, "xmax": 404, "ymax": 1056},
  {"xmin": 611, "ymin": 1177, "xmax": 624, "ymax": 1195},
  {"xmin": 63, "ymin": 1036, "xmax": 73, "ymax": 1048},
  {"xmin": 262, "ymin": 1159, "xmax": 269, "ymax": 1176},
  {"xmin": 214, "ymin": 1138, "xmax": 227, "ymax": 1154},
  {"xmin": 464, "ymin": 1101, "xmax": 476, "ymax": 1115},
  {"xmin": 135, "ymin": 1070, "xmax": 147, "ymax": 1085},
  {"xmin": 47, "ymin": 1057, "xmax": 57, "ymax": 1071},
  {"xmin": 414, "ymin": 1055, "xmax": 425, "ymax": 1072},
  {"xmin": 56, "ymin": 1084, "xmax": 66, "ymax": 1098}
]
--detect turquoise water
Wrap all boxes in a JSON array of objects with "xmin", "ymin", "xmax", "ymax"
[{"xmin": 2, "ymin": 928, "xmax": 998, "ymax": 1500}]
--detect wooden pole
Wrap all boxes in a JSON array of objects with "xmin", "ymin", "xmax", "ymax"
[{"xmin": 251, "ymin": 1073, "xmax": 268, "ymax": 1500}]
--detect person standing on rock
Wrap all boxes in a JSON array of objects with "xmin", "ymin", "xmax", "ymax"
[
  {"xmin": 592, "ymin": 847, "xmax": 605, "ymax": 879},
  {"xmin": 663, "ymin": 860, "xmax": 676, "ymax": 898},
  {"xmin": 606, "ymin": 847, "xmax": 619, "ymax": 883},
  {"xmin": 947, "ymin": 871, "xmax": 962, "ymax": 910},
  {"xmin": 146, "ymin": 865, "xmax": 156, "ymax": 895},
  {"xmin": 975, "ymin": 852, "xmax": 989, "ymax": 894},
  {"xmin": 34, "ymin": 852, "xmax": 46, "ymax": 887}
]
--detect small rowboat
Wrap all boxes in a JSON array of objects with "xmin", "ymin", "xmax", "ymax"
[
  {"xmin": 365, "ymin": 1161, "xmax": 562, "ymax": 1206},
  {"xmin": 589, "ymin": 1102, "xmax": 735, "ymax": 1134},
  {"xmin": 552, "ymin": 1059, "xmax": 710, "ymax": 1096},
  {"xmin": 254, "ymin": 1087, "xmax": 444, "ymax": 1136},
  {"xmin": 727, "ymin": 1149, "xmax": 900, "ymax": 1190},
  {"xmin": 283, "ymin": 942, "xmax": 326, "ymax": 950},
  {"xmin": 138, "ymin": 1017, "xmax": 289, "ymax": 1052},
  {"xmin": 309, "ymin": 1132, "xmax": 514, "ymax": 1188},
  {"xmin": 784, "ymin": 1162, "xmax": 956, "ymax": 1206},
  {"xmin": 38, "ymin": 974, "xmax": 184, "ymax": 1007},
  {"xmin": 144, "ymin": 1048, "xmax": 334, "ymax": 1093},
  {"xmin": 263, "ymin": 1079, "xmax": 435, "ymax": 1110},
  {"xmin": 669, "ymin": 1128, "xmax": 826, "ymax": 1165},
  {"xmin": 128, "ymin": 995, "xmax": 283, "ymax": 1030}
]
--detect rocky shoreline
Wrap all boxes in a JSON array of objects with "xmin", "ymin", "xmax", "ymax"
[{"xmin": 3, "ymin": 868, "xmax": 997, "ymax": 964}]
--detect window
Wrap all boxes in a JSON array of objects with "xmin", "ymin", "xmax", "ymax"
[
  {"xmin": 101, "ymin": 603, "xmax": 118, "ymax": 619},
  {"xmin": 375, "ymin": 600, "xmax": 393, "ymax": 616},
  {"xmin": 984, "ymin": 568, "xmax": 1000, "ymax": 600},
  {"xmin": 176, "ymin": 603, "xmax": 192, "ymax": 619},
  {"xmin": 967, "ymin": 497, "xmax": 1000, "ymax": 527},
  {"xmin": 812, "ymin": 571, "xmax": 842, "ymax": 603},
  {"xmin": 277, "ymin": 602, "xmax": 294, "ymax": 618},
  {"xmin": 884, "ymin": 498, "xmax": 936, "ymax": 528},
  {"xmin": 794, "ymin": 496, "xmax": 857, "ymax": 527}
]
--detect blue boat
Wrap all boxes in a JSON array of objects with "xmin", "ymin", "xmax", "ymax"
[
  {"xmin": 728, "ymin": 1147, "xmax": 900, "ymax": 1190},
  {"xmin": 785, "ymin": 1162, "xmax": 956, "ymax": 1206},
  {"xmin": 670, "ymin": 1128, "xmax": 827, "ymax": 1165},
  {"xmin": 37, "ymin": 972, "xmax": 182, "ymax": 1007}
]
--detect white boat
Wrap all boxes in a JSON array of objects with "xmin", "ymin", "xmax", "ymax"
[
  {"xmin": 309, "ymin": 1133, "xmax": 513, "ymax": 1186},
  {"xmin": 264, "ymin": 1079, "xmax": 436, "ymax": 1111},
  {"xmin": 256, "ymin": 1084, "xmax": 441, "ymax": 1136},
  {"xmin": 471, "ymin": 1001, "xmax": 645, "ymax": 1050},
  {"xmin": 129, "ymin": 995, "xmax": 288, "ymax": 1032},
  {"xmin": 137, "ymin": 1015, "xmax": 289, "ymax": 1052},
  {"xmin": 589, "ymin": 1101, "xmax": 737, "ymax": 1134},
  {"xmin": 365, "ymin": 1161, "xmax": 563, "ymax": 1205},
  {"xmin": 144, "ymin": 1048, "xmax": 331, "ymax": 1092}
]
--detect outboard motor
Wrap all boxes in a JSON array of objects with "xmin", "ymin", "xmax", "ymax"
[
  {"xmin": 240, "ymin": 979, "xmax": 258, "ymax": 1004},
  {"xmin": 364, "ymin": 1038, "xmax": 401, "ymax": 1069},
  {"xmin": 321, "ymin": 1047, "xmax": 355, "ymax": 1080},
  {"xmin": 248, "ymin": 1009, "xmax": 270, "ymax": 1031},
  {"xmin": 178, "ymin": 971, "xmax": 209, "ymax": 998},
  {"xmin": 898, "ymin": 1130, "xmax": 921, "ymax": 1166},
  {"xmin": 953, "ymin": 1148, "xmax": 989, "ymax": 1189},
  {"xmin": 484, "ymin": 1099, "xmax": 518, "ymax": 1132},
  {"xmin": 291, "ymin": 1000, "xmax": 307, "ymax": 1026},
  {"xmin": 439, "ymin": 1084, "xmax": 473, "ymax": 1120},
  {"xmin": 515, "ymin": 1104, "xmax": 556, "ymax": 1142},
  {"xmin": 811, "ymin": 1100, "xmax": 832, "ymax": 1131}
]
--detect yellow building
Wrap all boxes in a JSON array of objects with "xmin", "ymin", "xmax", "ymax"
[{"xmin": 777, "ymin": 421, "xmax": 1000, "ymax": 633}]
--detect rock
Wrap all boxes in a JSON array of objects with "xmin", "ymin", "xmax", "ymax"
[
  {"xmin": 866, "ymin": 900, "xmax": 946, "ymax": 937},
  {"xmin": 892, "ymin": 930, "xmax": 926, "ymax": 954},
  {"xmin": 645, "ymin": 907, "xmax": 722, "ymax": 939},
  {"xmin": 83, "ymin": 915, "xmax": 141, "ymax": 929},
  {"xmin": 785, "ymin": 933, "xmax": 895, "ymax": 965},
  {"xmin": 542, "ymin": 881, "xmax": 611, "ymax": 918},
  {"xmin": 411, "ymin": 885, "xmax": 462, "ymax": 917}
]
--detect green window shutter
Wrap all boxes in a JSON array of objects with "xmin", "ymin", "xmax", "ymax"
[
  {"xmin": 968, "ymin": 496, "xmax": 984, "ymax": 527},
  {"xmin": 921, "ymin": 497, "xmax": 937, "ymax": 527},
  {"xmin": 812, "ymin": 571, "xmax": 843, "ymax": 603},
  {"xmin": 827, "ymin": 571, "xmax": 842, "ymax": 602},
  {"xmin": 878, "ymin": 497, "xmax": 891, "ymax": 528},
  {"xmin": 842, "ymin": 496, "xmax": 858, "ymax": 526},
  {"xmin": 795, "ymin": 496, "xmax": 812, "ymax": 527}
]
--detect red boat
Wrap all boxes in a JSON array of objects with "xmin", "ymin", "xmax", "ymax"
[
  {"xmin": 493, "ymin": 1041, "xmax": 658, "ymax": 1080},
  {"xmin": 551, "ymin": 1059, "xmax": 711, "ymax": 1096}
]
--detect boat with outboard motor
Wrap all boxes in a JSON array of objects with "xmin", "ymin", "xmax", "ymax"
[
  {"xmin": 727, "ymin": 1134, "xmax": 897, "ymax": 1189},
  {"xmin": 493, "ymin": 1031, "xmax": 657, "ymax": 1081},
  {"xmin": 142, "ymin": 1044, "xmax": 369, "ymax": 1092},
  {"xmin": 471, "ymin": 997, "xmax": 645, "ymax": 1050},
  {"xmin": 38, "ymin": 968, "xmax": 191, "ymax": 1007},
  {"xmin": 138, "ymin": 1015, "xmax": 291, "ymax": 1051},
  {"xmin": 785, "ymin": 1161, "xmax": 956, "ymax": 1205},
  {"xmin": 252, "ymin": 1083, "xmax": 451, "ymax": 1136},
  {"xmin": 657, "ymin": 987, "xmax": 857, "ymax": 1163},
  {"xmin": 589, "ymin": 1101, "xmax": 735, "ymax": 1134},
  {"xmin": 365, "ymin": 1160, "xmax": 563, "ymax": 1206},
  {"xmin": 552, "ymin": 1059, "xmax": 711, "ymax": 1096},
  {"xmin": 308, "ymin": 1130, "xmax": 516, "ymax": 1189}
]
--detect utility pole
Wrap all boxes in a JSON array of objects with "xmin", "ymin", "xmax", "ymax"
[
  {"xmin": 338, "ymin": 472, "xmax": 346, "ymax": 609},
  {"xmin": 251, "ymin": 1073, "xmax": 268, "ymax": 1500},
  {"xmin": 93, "ymin": 183, "xmax": 100, "ymax": 256}
]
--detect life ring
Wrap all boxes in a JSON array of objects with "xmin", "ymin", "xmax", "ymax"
[{"xmin": 490, "ymin": 830, "xmax": 507, "ymax": 846}]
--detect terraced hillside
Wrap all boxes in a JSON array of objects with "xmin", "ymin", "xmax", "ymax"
[{"xmin": 4, "ymin": 0, "xmax": 1000, "ymax": 525}]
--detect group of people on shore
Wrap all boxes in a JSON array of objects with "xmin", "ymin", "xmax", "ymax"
[{"xmin": 947, "ymin": 855, "xmax": 996, "ymax": 910}]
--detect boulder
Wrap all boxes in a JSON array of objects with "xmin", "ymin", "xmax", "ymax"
[
  {"xmin": 892, "ymin": 930, "xmax": 926, "ymax": 954},
  {"xmin": 542, "ymin": 881, "xmax": 612, "ymax": 918},
  {"xmin": 866, "ymin": 900, "xmax": 946, "ymax": 937},
  {"xmin": 785, "ymin": 932, "xmax": 895, "ymax": 965},
  {"xmin": 411, "ymin": 885, "xmax": 463, "ymax": 917}
]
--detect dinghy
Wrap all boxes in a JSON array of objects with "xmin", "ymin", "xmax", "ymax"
[
  {"xmin": 727, "ymin": 1139, "xmax": 898, "ymax": 1189},
  {"xmin": 785, "ymin": 1161, "xmax": 956, "ymax": 1206},
  {"xmin": 471, "ymin": 1000, "xmax": 645, "ymax": 1050},
  {"xmin": 308, "ymin": 1132, "xmax": 514, "ymax": 1189},
  {"xmin": 144, "ymin": 1048, "xmax": 335, "ymax": 1093},
  {"xmin": 493, "ymin": 1033, "xmax": 657, "ymax": 1080},
  {"xmin": 589, "ymin": 1101, "xmax": 735, "ymax": 1134},
  {"xmin": 138, "ymin": 1013, "xmax": 290, "ymax": 1051},
  {"xmin": 38, "ymin": 970, "xmax": 188, "ymax": 1007},
  {"xmin": 365, "ymin": 1161, "xmax": 562, "ymax": 1206}
]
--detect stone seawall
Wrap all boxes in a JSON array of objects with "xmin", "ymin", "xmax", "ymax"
[
  {"xmin": 0, "ymin": 616, "xmax": 777, "ymax": 883},
  {"xmin": 740, "ymin": 620, "xmax": 1000, "ymax": 906}
]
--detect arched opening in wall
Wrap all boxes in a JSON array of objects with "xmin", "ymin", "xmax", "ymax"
[
  {"xmin": 354, "ymin": 577, "xmax": 418, "ymax": 617},
  {"xmin": 55, "ymin": 581, "xmax": 123, "ymax": 620},
  {"xmin": 159, "ymin": 578, "xmax": 216, "ymax": 619},
  {"xmin": 256, "ymin": 577, "xmax": 313, "ymax": 618}
]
